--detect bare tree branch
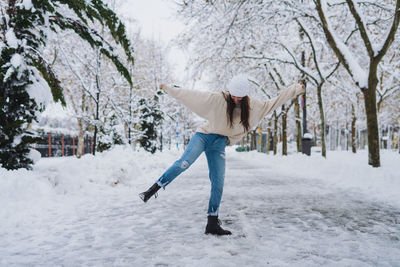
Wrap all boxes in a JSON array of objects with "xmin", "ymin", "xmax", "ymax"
[
  {"xmin": 375, "ymin": 0, "xmax": 400, "ymax": 61},
  {"xmin": 346, "ymin": 0, "xmax": 374, "ymax": 57},
  {"xmin": 314, "ymin": 0, "xmax": 363, "ymax": 88},
  {"xmin": 296, "ymin": 18, "xmax": 324, "ymax": 81}
]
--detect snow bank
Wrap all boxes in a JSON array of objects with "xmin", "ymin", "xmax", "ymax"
[
  {"xmin": 228, "ymin": 147, "xmax": 400, "ymax": 208},
  {"xmin": 1, "ymin": 146, "xmax": 399, "ymax": 212},
  {"xmin": 0, "ymin": 145, "xmax": 179, "ymax": 198},
  {"xmin": 29, "ymin": 145, "xmax": 180, "ymax": 195},
  {"xmin": 0, "ymin": 145, "xmax": 181, "ymax": 221}
]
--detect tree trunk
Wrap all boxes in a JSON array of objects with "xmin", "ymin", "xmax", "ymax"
[
  {"xmin": 351, "ymin": 104, "xmax": 357, "ymax": 153},
  {"xmin": 266, "ymin": 121, "xmax": 272, "ymax": 154},
  {"xmin": 249, "ymin": 132, "xmax": 253, "ymax": 150},
  {"xmin": 295, "ymin": 99, "xmax": 302, "ymax": 152},
  {"xmin": 336, "ymin": 122, "xmax": 339, "ymax": 150},
  {"xmin": 273, "ymin": 115, "xmax": 278, "ymax": 155},
  {"xmin": 77, "ymin": 119, "xmax": 84, "ymax": 158},
  {"xmin": 282, "ymin": 105, "xmax": 287, "ymax": 156},
  {"xmin": 93, "ymin": 47, "xmax": 101, "ymax": 155},
  {"xmin": 251, "ymin": 130, "xmax": 257, "ymax": 151},
  {"xmin": 159, "ymin": 132, "xmax": 163, "ymax": 152},
  {"xmin": 363, "ymin": 64, "xmax": 380, "ymax": 167},
  {"xmin": 398, "ymin": 127, "xmax": 400, "ymax": 154},
  {"xmin": 128, "ymin": 62, "xmax": 134, "ymax": 146},
  {"xmin": 317, "ymin": 84, "xmax": 326, "ymax": 157},
  {"xmin": 326, "ymin": 125, "xmax": 330, "ymax": 150},
  {"xmin": 314, "ymin": 127, "xmax": 317, "ymax": 147},
  {"xmin": 93, "ymin": 91, "xmax": 100, "ymax": 155},
  {"xmin": 246, "ymin": 133, "xmax": 249, "ymax": 151},
  {"xmin": 345, "ymin": 112, "xmax": 349, "ymax": 151},
  {"xmin": 76, "ymin": 87, "xmax": 87, "ymax": 158}
]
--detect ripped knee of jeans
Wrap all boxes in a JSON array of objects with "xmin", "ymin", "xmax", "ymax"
[{"xmin": 180, "ymin": 160, "xmax": 190, "ymax": 169}]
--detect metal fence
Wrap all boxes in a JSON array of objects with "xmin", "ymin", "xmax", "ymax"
[{"xmin": 34, "ymin": 133, "xmax": 93, "ymax": 157}]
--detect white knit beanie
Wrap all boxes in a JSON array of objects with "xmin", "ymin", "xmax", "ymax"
[{"xmin": 228, "ymin": 74, "xmax": 250, "ymax": 97}]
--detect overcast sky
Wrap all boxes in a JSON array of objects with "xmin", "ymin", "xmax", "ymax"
[{"xmin": 118, "ymin": 0, "xmax": 187, "ymax": 82}]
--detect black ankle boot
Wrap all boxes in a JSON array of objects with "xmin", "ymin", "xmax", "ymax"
[
  {"xmin": 205, "ymin": 215, "xmax": 232, "ymax": 236},
  {"xmin": 139, "ymin": 183, "xmax": 161, "ymax": 203}
]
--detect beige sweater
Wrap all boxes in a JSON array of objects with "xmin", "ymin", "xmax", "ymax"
[{"xmin": 165, "ymin": 83, "xmax": 304, "ymax": 145}]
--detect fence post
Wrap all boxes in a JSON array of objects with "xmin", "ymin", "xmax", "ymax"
[
  {"xmin": 48, "ymin": 132, "xmax": 51, "ymax": 157},
  {"xmin": 61, "ymin": 134, "xmax": 64, "ymax": 156}
]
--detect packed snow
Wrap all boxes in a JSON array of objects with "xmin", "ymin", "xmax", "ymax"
[{"xmin": 1, "ymin": 146, "xmax": 399, "ymax": 266}]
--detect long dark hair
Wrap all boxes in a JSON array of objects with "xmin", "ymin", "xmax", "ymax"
[{"xmin": 223, "ymin": 92, "xmax": 250, "ymax": 132}]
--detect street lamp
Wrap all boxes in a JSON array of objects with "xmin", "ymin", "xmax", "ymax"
[{"xmin": 300, "ymin": 26, "xmax": 312, "ymax": 156}]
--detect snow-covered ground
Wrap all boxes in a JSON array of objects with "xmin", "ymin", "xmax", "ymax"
[{"xmin": 1, "ymin": 146, "xmax": 399, "ymax": 266}]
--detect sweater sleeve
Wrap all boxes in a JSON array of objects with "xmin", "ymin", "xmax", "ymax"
[
  {"xmin": 254, "ymin": 83, "xmax": 304, "ymax": 120},
  {"xmin": 164, "ymin": 85, "xmax": 221, "ymax": 120}
]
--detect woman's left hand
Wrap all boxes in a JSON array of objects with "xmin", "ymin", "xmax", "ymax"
[
  {"xmin": 295, "ymin": 82, "xmax": 305, "ymax": 95},
  {"xmin": 159, "ymin": 84, "xmax": 169, "ymax": 90},
  {"xmin": 299, "ymin": 83, "xmax": 305, "ymax": 94}
]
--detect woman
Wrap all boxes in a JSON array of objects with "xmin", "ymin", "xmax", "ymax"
[{"xmin": 139, "ymin": 74, "xmax": 305, "ymax": 236}]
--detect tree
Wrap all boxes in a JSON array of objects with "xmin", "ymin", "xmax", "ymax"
[
  {"xmin": 0, "ymin": 0, "xmax": 134, "ymax": 169},
  {"xmin": 56, "ymin": 29, "xmax": 118, "ymax": 157},
  {"xmin": 138, "ymin": 93, "xmax": 164, "ymax": 154},
  {"xmin": 267, "ymin": 66, "xmax": 296, "ymax": 156},
  {"xmin": 97, "ymin": 113, "xmax": 124, "ymax": 152},
  {"xmin": 313, "ymin": 0, "xmax": 400, "ymax": 167},
  {"xmin": 53, "ymin": 22, "xmax": 176, "ymax": 154}
]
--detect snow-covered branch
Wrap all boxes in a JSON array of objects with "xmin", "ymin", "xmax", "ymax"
[
  {"xmin": 315, "ymin": 0, "xmax": 369, "ymax": 89},
  {"xmin": 346, "ymin": 0, "xmax": 374, "ymax": 57}
]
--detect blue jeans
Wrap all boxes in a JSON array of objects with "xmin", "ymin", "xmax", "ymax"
[{"xmin": 157, "ymin": 132, "xmax": 227, "ymax": 215}]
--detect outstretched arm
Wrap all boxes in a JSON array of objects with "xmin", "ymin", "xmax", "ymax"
[
  {"xmin": 255, "ymin": 83, "xmax": 305, "ymax": 120},
  {"xmin": 160, "ymin": 84, "xmax": 221, "ymax": 121}
]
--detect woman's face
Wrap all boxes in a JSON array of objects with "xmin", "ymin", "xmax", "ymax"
[{"xmin": 230, "ymin": 95, "xmax": 243, "ymax": 104}]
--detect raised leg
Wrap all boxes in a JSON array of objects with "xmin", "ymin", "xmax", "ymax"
[{"xmin": 157, "ymin": 133, "xmax": 206, "ymax": 188}]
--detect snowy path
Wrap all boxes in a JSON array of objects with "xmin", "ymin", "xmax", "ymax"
[{"xmin": 1, "ymin": 153, "xmax": 400, "ymax": 266}]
